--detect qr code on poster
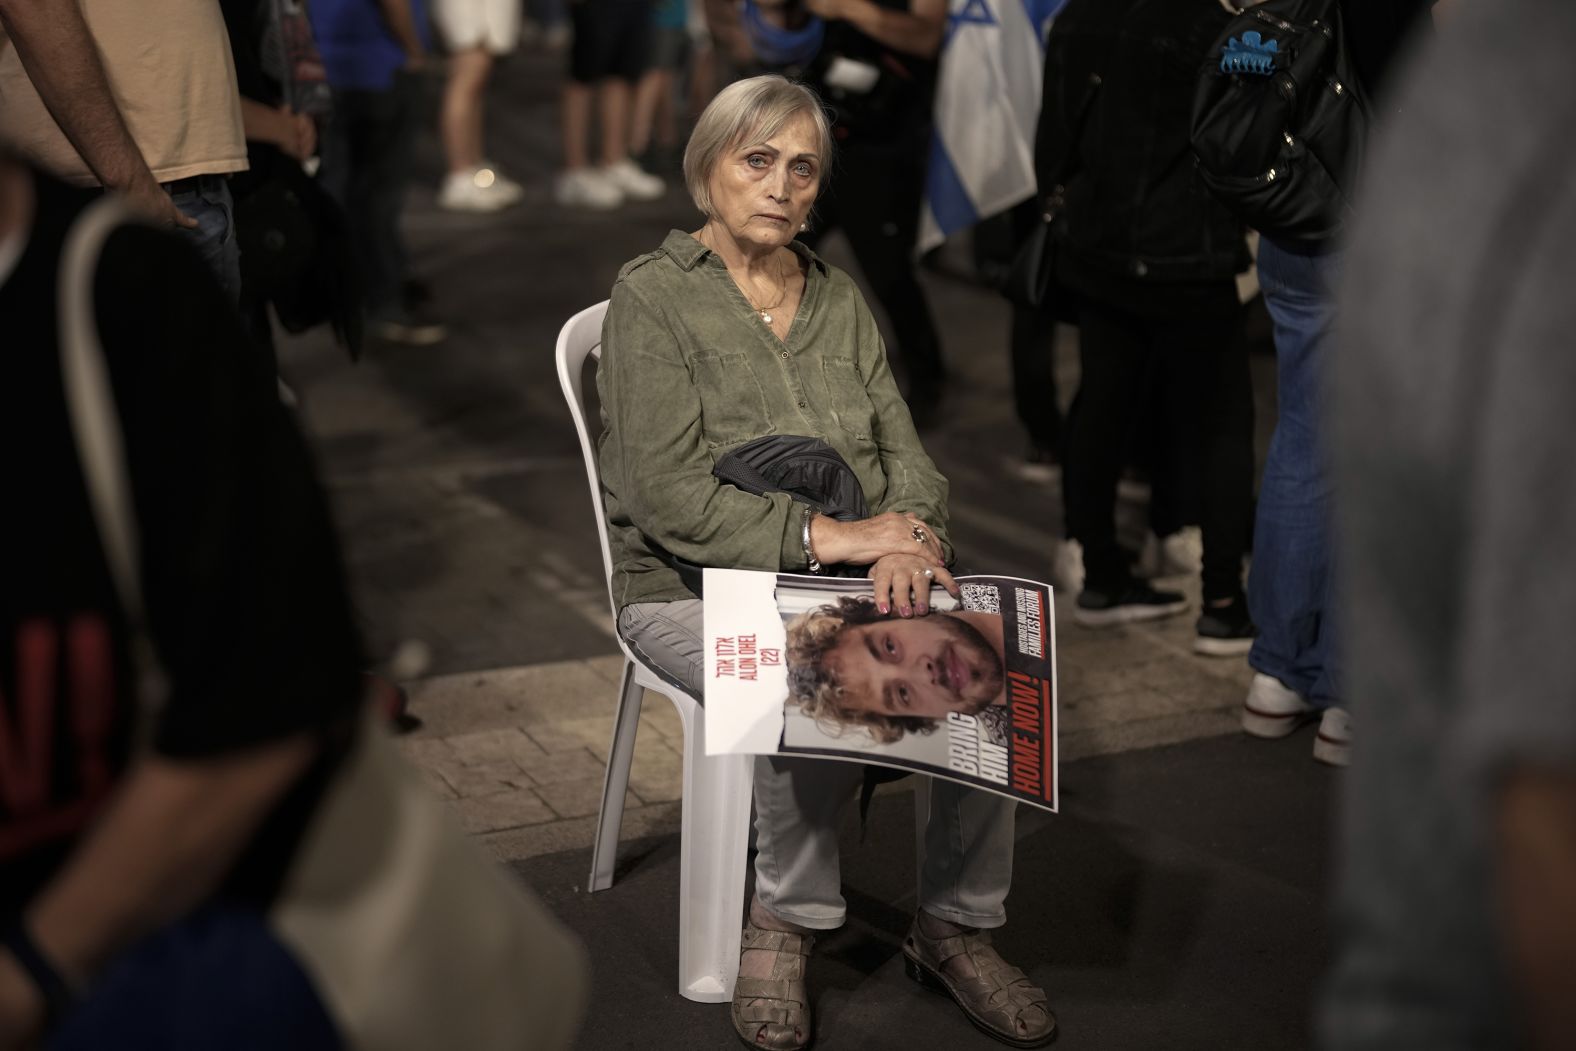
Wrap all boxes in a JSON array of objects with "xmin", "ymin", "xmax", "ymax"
[{"xmin": 960, "ymin": 583, "xmax": 1000, "ymax": 614}]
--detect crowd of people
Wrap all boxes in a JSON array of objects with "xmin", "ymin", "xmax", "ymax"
[{"xmin": 4, "ymin": 0, "xmax": 1575, "ymax": 1047}]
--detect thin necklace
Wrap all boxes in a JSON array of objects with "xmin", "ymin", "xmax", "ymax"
[
  {"xmin": 742, "ymin": 254, "xmax": 789, "ymax": 325},
  {"xmin": 702, "ymin": 226, "xmax": 790, "ymax": 325}
]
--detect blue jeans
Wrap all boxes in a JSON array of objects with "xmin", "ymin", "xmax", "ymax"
[
  {"xmin": 167, "ymin": 175, "xmax": 241, "ymax": 304},
  {"xmin": 1247, "ymin": 238, "xmax": 1343, "ymax": 705},
  {"xmin": 50, "ymin": 903, "xmax": 340, "ymax": 1050}
]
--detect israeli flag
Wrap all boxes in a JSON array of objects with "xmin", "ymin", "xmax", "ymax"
[{"xmin": 918, "ymin": 0, "xmax": 1064, "ymax": 252}]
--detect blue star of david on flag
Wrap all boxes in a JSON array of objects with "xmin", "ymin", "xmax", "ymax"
[
  {"xmin": 1023, "ymin": 0, "xmax": 1065, "ymax": 40},
  {"xmin": 921, "ymin": 0, "xmax": 1065, "ymax": 251},
  {"xmin": 946, "ymin": 0, "xmax": 995, "ymax": 41}
]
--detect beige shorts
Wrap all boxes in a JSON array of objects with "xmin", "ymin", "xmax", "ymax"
[{"xmin": 431, "ymin": 0, "xmax": 522, "ymax": 53}]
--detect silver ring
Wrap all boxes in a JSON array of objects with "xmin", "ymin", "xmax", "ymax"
[{"xmin": 911, "ymin": 526, "xmax": 928, "ymax": 544}]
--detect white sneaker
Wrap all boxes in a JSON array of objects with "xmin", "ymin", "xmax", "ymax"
[
  {"xmin": 1241, "ymin": 673, "xmax": 1314, "ymax": 738},
  {"xmin": 478, "ymin": 162, "xmax": 523, "ymax": 201},
  {"xmin": 555, "ymin": 168, "xmax": 624, "ymax": 210},
  {"xmin": 1054, "ymin": 538, "xmax": 1085, "ymax": 594},
  {"xmin": 1011, "ymin": 445, "xmax": 1060, "ymax": 485},
  {"xmin": 1138, "ymin": 526, "xmax": 1203, "ymax": 578},
  {"xmin": 1313, "ymin": 707, "xmax": 1352, "ymax": 767},
  {"xmin": 438, "ymin": 166, "xmax": 523, "ymax": 212},
  {"xmin": 602, "ymin": 159, "xmax": 665, "ymax": 201},
  {"xmin": 1116, "ymin": 473, "xmax": 1152, "ymax": 503}
]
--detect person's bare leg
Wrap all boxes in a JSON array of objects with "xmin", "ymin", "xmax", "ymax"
[
  {"xmin": 597, "ymin": 77, "xmax": 632, "ymax": 168},
  {"xmin": 653, "ymin": 67, "xmax": 677, "ymax": 149},
  {"xmin": 442, "ymin": 47, "xmax": 495, "ymax": 173},
  {"xmin": 629, "ymin": 67, "xmax": 664, "ymax": 158},
  {"xmin": 561, "ymin": 79, "xmax": 593, "ymax": 171},
  {"xmin": 689, "ymin": 44, "xmax": 718, "ymax": 122}
]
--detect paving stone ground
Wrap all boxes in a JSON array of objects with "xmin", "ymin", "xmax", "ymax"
[{"xmin": 394, "ymin": 579, "xmax": 1253, "ymax": 865}]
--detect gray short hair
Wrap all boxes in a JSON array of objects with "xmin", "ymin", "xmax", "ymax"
[{"xmin": 683, "ymin": 75, "xmax": 834, "ymax": 219}]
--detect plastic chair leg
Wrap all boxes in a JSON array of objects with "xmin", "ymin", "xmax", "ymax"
[
  {"xmin": 587, "ymin": 660, "xmax": 645, "ymax": 893},
  {"xmin": 675, "ymin": 703, "xmax": 754, "ymax": 1003}
]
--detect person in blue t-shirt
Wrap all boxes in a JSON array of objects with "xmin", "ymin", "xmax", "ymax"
[{"xmin": 309, "ymin": 0, "xmax": 448, "ymax": 345}]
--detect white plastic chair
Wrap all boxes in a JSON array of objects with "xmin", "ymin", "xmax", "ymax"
[
  {"xmin": 556, "ymin": 300, "xmax": 755, "ymax": 1003},
  {"xmin": 556, "ymin": 300, "xmax": 932, "ymax": 1005}
]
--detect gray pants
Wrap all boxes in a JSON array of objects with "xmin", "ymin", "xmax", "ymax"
[{"xmin": 619, "ymin": 599, "xmax": 1017, "ymax": 930}]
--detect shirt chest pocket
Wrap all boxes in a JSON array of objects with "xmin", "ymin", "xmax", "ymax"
[
  {"xmin": 819, "ymin": 357, "xmax": 876, "ymax": 441},
  {"xmin": 691, "ymin": 352, "xmax": 773, "ymax": 447}
]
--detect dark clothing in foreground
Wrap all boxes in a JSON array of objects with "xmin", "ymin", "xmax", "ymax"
[
  {"xmin": 1324, "ymin": 3, "xmax": 1576, "ymax": 1046},
  {"xmin": 0, "ymin": 168, "xmax": 363, "ymax": 913},
  {"xmin": 50, "ymin": 904, "xmax": 340, "ymax": 1050}
]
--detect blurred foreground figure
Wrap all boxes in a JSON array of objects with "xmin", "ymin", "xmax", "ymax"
[
  {"xmin": 1324, "ymin": 3, "xmax": 1576, "ymax": 1048},
  {"xmin": 0, "ymin": 151, "xmax": 360, "ymax": 1047},
  {"xmin": 0, "ymin": 153, "xmax": 588, "ymax": 1051}
]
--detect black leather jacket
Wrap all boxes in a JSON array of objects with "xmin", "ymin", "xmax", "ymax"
[{"xmin": 1035, "ymin": 0, "xmax": 1249, "ymax": 294}]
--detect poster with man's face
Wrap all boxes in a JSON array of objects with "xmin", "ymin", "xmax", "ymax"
[{"xmin": 703, "ymin": 569, "xmax": 1058, "ymax": 812}]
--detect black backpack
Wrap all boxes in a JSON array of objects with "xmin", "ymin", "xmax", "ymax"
[{"xmin": 1190, "ymin": 0, "xmax": 1369, "ymax": 242}]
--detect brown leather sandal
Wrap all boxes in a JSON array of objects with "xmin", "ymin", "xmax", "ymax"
[
  {"xmin": 902, "ymin": 917, "xmax": 1056, "ymax": 1048},
  {"xmin": 731, "ymin": 921, "xmax": 814, "ymax": 1050}
]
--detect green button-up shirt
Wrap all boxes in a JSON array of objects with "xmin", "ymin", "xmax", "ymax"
[{"xmin": 597, "ymin": 229, "xmax": 953, "ymax": 609}]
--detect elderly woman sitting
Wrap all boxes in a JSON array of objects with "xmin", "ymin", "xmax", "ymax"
[{"xmin": 597, "ymin": 74, "xmax": 1054, "ymax": 1049}]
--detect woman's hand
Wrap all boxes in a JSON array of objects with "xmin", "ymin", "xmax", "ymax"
[
  {"xmin": 868, "ymin": 553, "xmax": 958, "ymax": 617},
  {"xmin": 810, "ymin": 511, "xmax": 945, "ymax": 567}
]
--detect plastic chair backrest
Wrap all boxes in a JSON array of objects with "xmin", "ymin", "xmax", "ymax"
[{"xmin": 554, "ymin": 300, "xmax": 618, "ymax": 619}]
